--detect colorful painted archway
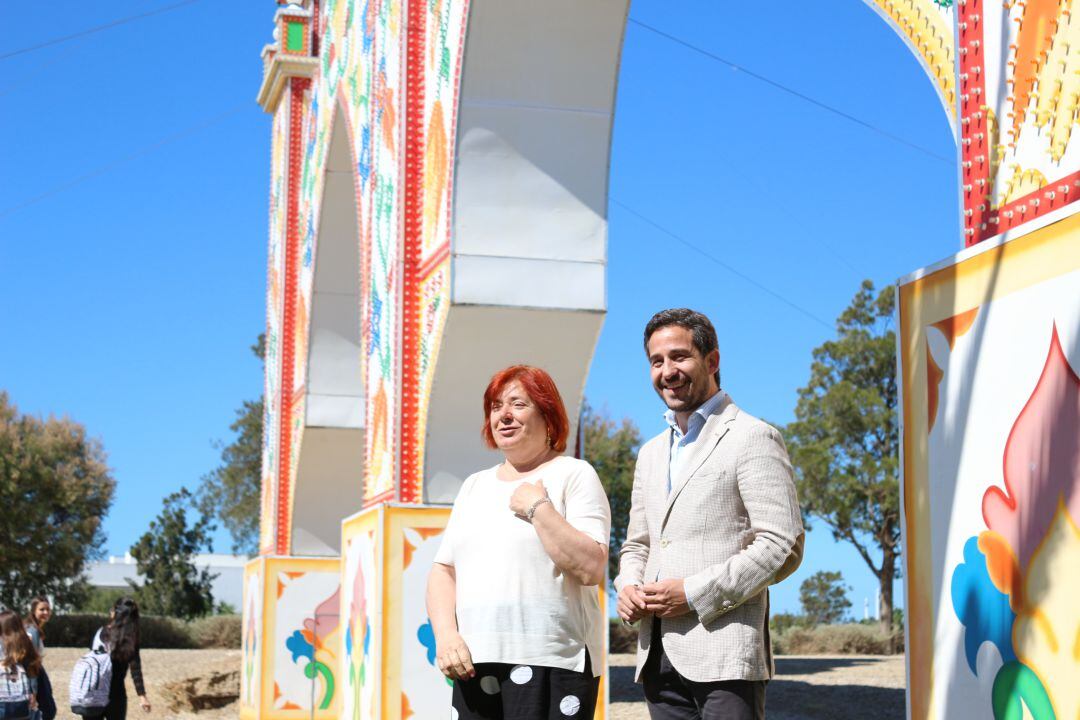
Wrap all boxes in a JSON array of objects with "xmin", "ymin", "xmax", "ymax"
[{"xmin": 240, "ymin": 1, "xmax": 1080, "ymax": 718}]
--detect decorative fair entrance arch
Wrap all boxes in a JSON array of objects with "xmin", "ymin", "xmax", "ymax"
[{"xmin": 241, "ymin": 1, "xmax": 1080, "ymax": 718}]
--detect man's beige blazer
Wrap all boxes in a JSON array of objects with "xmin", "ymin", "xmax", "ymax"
[{"xmin": 614, "ymin": 394, "xmax": 804, "ymax": 683}]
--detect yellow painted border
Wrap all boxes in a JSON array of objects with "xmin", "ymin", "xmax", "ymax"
[
  {"xmin": 240, "ymin": 557, "xmax": 265, "ymax": 720},
  {"xmin": 898, "ymin": 216, "xmax": 1080, "ymax": 720},
  {"xmin": 595, "ymin": 585, "xmax": 608, "ymax": 720},
  {"xmin": 341, "ymin": 505, "xmax": 383, "ymax": 720},
  {"xmin": 383, "ymin": 505, "xmax": 452, "ymax": 720},
  {"xmin": 257, "ymin": 556, "xmax": 343, "ymax": 720}
]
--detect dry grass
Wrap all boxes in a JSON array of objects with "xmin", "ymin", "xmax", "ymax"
[
  {"xmin": 44, "ymin": 648, "xmax": 904, "ymax": 719},
  {"xmin": 772, "ymin": 624, "xmax": 902, "ymax": 655},
  {"xmin": 43, "ymin": 648, "xmax": 240, "ymax": 720},
  {"xmin": 607, "ymin": 652, "xmax": 905, "ymax": 720}
]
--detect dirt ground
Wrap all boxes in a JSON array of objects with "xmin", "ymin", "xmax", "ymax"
[
  {"xmin": 44, "ymin": 647, "xmax": 241, "ymax": 720},
  {"xmin": 608, "ymin": 653, "xmax": 906, "ymax": 720},
  {"xmin": 45, "ymin": 648, "xmax": 904, "ymax": 719}
]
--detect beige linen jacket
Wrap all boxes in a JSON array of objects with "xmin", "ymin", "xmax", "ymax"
[{"xmin": 614, "ymin": 394, "xmax": 804, "ymax": 683}]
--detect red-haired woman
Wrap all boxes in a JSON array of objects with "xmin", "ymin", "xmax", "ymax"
[{"xmin": 426, "ymin": 365, "xmax": 611, "ymax": 720}]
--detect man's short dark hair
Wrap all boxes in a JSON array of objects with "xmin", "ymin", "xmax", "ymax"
[{"xmin": 643, "ymin": 308, "xmax": 721, "ymax": 386}]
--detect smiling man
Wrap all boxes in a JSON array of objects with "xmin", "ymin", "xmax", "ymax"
[{"xmin": 614, "ymin": 308, "xmax": 805, "ymax": 720}]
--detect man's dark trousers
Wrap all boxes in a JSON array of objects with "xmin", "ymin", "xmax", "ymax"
[{"xmin": 642, "ymin": 620, "xmax": 766, "ymax": 720}]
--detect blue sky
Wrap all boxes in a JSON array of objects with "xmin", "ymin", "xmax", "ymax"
[{"xmin": 1, "ymin": 1, "xmax": 958, "ymax": 616}]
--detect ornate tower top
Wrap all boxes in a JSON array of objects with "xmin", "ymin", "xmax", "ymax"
[{"xmin": 256, "ymin": 2, "xmax": 317, "ymax": 113}]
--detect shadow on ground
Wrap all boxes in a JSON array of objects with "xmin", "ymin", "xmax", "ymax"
[
  {"xmin": 609, "ymin": 661, "xmax": 905, "ymax": 720},
  {"xmin": 766, "ymin": 680, "xmax": 904, "ymax": 720},
  {"xmin": 774, "ymin": 657, "xmax": 883, "ymax": 675}
]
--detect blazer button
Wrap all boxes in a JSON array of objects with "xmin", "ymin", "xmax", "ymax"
[{"xmin": 660, "ymin": 538, "xmax": 670, "ymax": 548}]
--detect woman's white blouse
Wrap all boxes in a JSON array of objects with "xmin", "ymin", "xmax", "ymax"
[{"xmin": 433, "ymin": 456, "xmax": 611, "ymax": 676}]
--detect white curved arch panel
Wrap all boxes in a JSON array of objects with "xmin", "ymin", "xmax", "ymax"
[{"xmin": 423, "ymin": 0, "xmax": 629, "ymax": 501}]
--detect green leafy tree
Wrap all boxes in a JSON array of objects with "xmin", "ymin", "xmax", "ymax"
[
  {"xmin": 79, "ymin": 587, "xmax": 129, "ymax": 614},
  {"xmin": 799, "ymin": 570, "xmax": 852, "ymax": 625},
  {"xmin": 783, "ymin": 280, "xmax": 900, "ymax": 639},
  {"xmin": 581, "ymin": 403, "xmax": 641, "ymax": 580},
  {"xmin": 196, "ymin": 336, "xmax": 264, "ymax": 555},
  {"xmin": 0, "ymin": 392, "xmax": 115, "ymax": 610},
  {"xmin": 129, "ymin": 488, "xmax": 217, "ymax": 619}
]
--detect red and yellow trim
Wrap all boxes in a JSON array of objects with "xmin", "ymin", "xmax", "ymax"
[
  {"xmin": 399, "ymin": 0, "xmax": 428, "ymax": 504},
  {"xmin": 276, "ymin": 76, "xmax": 312, "ymax": 555},
  {"xmin": 959, "ymin": 0, "xmax": 991, "ymax": 247}
]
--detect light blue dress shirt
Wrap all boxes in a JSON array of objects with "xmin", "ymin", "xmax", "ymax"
[
  {"xmin": 664, "ymin": 390, "xmax": 727, "ymax": 495},
  {"xmin": 658, "ymin": 390, "xmax": 727, "ymax": 607}
]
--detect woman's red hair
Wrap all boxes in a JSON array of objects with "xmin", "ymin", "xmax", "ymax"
[{"xmin": 482, "ymin": 365, "xmax": 570, "ymax": 453}]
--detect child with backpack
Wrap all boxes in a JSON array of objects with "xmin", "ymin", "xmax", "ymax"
[
  {"xmin": 71, "ymin": 597, "xmax": 151, "ymax": 719},
  {"xmin": 0, "ymin": 610, "xmax": 40, "ymax": 720}
]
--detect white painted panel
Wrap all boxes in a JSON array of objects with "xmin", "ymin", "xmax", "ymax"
[
  {"xmin": 292, "ymin": 427, "xmax": 365, "ymax": 555},
  {"xmin": 454, "ymin": 108, "xmax": 609, "ymax": 260},
  {"xmin": 306, "ymin": 394, "xmax": 364, "ymax": 428},
  {"xmin": 423, "ymin": 306, "xmax": 603, "ymax": 503},
  {"xmin": 452, "ymin": 254, "xmax": 604, "ymax": 311},
  {"xmin": 305, "ymin": 112, "xmax": 363, "ymax": 430},
  {"xmin": 307, "ymin": 294, "xmax": 363, "ymax": 395},
  {"xmin": 449, "ymin": 0, "xmax": 627, "ymax": 304},
  {"xmin": 314, "ymin": 171, "xmax": 362, "ymax": 294},
  {"xmin": 461, "ymin": 0, "xmax": 627, "ymax": 111}
]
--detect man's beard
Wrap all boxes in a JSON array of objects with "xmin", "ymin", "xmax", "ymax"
[{"xmin": 656, "ymin": 378, "xmax": 710, "ymax": 413}]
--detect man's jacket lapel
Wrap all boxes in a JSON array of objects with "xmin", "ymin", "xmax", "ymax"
[{"xmin": 661, "ymin": 396, "xmax": 738, "ymax": 530}]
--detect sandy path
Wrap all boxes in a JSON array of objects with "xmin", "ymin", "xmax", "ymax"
[
  {"xmin": 44, "ymin": 648, "xmax": 240, "ymax": 720},
  {"xmin": 45, "ymin": 649, "xmax": 904, "ymax": 719},
  {"xmin": 608, "ymin": 653, "xmax": 905, "ymax": 720}
]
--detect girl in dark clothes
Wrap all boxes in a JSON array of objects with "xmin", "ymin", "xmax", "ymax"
[
  {"xmin": 23, "ymin": 598, "xmax": 50, "ymax": 658},
  {"xmin": 94, "ymin": 598, "xmax": 150, "ymax": 719},
  {"xmin": 23, "ymin": 598, "xmax": 55, "ymax": 720}
]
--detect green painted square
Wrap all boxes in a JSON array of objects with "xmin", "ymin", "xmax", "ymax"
[{"xmin": 285, "ymin": 21, "xmax": 305, "ymax": 52}]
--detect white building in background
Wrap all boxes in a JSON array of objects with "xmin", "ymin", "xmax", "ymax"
[{"xmin": 85, "ymin": 553, "xmax": 248, "ymax": 612}]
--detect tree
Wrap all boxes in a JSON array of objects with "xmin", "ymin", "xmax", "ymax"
[
  {"xmin": 799, "ymin": 570, "xmax": 852, "ymax": 625},
  {"xmin": 129, "ymin": 488, "xmax": 217, "ymax": 619},
  {"xmin": 0, "ymin": 392, "xmax": 115, "ymax": 610},
  {"xmin": 196, "ymin": 336, "xmax": 264, "ymax": 555},
  {"xmin": 581, "ymin": 403, "xmax": 641, "ymax": 580},
  {"xmin": 79, "ymin": 587, "xmax": 129, "ymax": 614},
  {"xmin": 783, "ymin": 280, "xmax": 900, "ymax": 640}
]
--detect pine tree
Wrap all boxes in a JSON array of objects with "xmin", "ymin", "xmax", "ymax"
[
  {"xmin": 129, "ymin": 489, "xmax": 217, "ymax": 620},
  {"xmin": 784, "ymin": 280, "xmax": 900, "ymax": 640}
]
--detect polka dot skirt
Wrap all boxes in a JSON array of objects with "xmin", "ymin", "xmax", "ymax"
[{"xmin": 450, "ymin": 653, "xmax": 599, "ymax": 719}]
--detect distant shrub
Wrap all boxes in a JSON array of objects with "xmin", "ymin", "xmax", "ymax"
[
  {"xmin": 769, "ymin": 612, "xmax": 811, "ymax": 635},
  {"xmin": 140, "ymin": 616, "xmax": 198, "ymax": 648},
  {"xmin": 858, "ymin": 608, "xmax": 905, "ymax": 633},
  {"xmin": 46, "ymin": 614, "xmax": 195, "ymax": 649},
  {"xmin": 47, "ymin": 613, "xmax": 240, "ymax": 650},
  {"xmin": 42, "ymin": 614, "xmax": 108, "ymax": 648},
  {"xmin": 190, "ymin": 615, "xmax": 242, "ymax": 649},
  {"xmin": 609, "ymin": 619, "xmax": 638, "ymax": 653},
  {"xmin": 773, "ymin": 623, "xmax": 902, "ymax": 655}
]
